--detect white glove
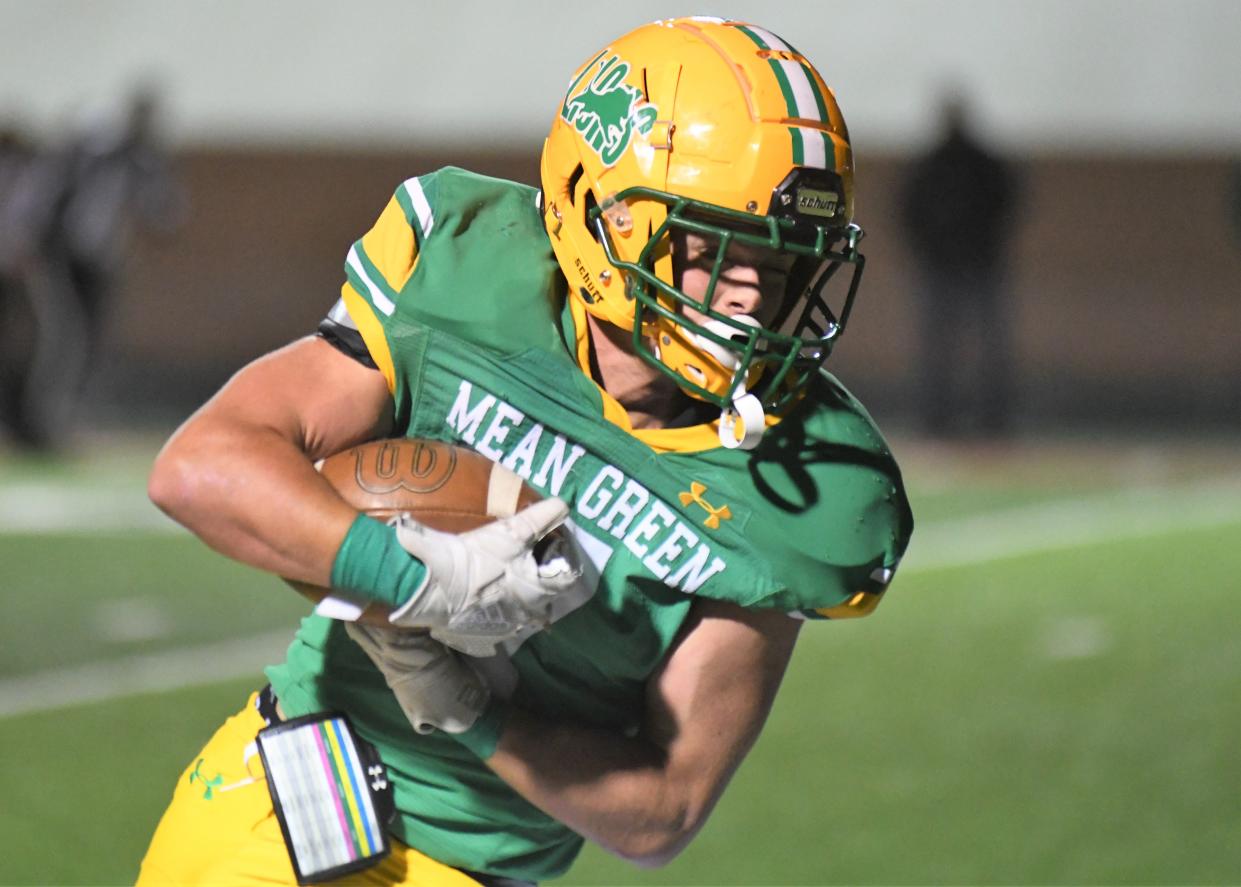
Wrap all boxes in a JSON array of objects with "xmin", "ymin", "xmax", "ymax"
[
  {"xmin": 345, "ymin": 622, "xmax": 488, "ymax": 734},
  {"xmin": 388, "ymin": 496, "xmax": 580, "ymax": 656}
]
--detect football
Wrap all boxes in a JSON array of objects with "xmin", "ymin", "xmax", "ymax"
[
  {"xmin": 286, "ymin": 437, "xmax": 544, "ymax": 618},
  {"xmin": 318, "ymin": 437, "xmax": 543, "ymax": 530}
]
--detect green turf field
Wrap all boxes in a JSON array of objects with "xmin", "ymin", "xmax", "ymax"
[{"xmin": 1, "ymin": 436, "xmax": 1238, "ymax": 885}]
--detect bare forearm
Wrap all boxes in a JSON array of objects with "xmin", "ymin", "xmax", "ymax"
[
  {"xmin": 149, "ymin": 416, "xmax": 358, "ymax": 584},
  {"xmin": 487, "ymin": 709, "xmax": 723, "ymax": 867},
  {"xmin": 484, "ymin": 603, "xmax": 799, "ymax": 866},
  {"xmin": 148, "ymin": 337, "xmax": 392, "ymax": 585}
]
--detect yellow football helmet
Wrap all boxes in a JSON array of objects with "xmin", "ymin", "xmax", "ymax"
[{"xmin": 540, "ymin": 16, "xmax": 865, "ymax": 448}]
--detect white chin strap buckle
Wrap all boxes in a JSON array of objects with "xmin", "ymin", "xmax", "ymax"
[
  {"xmin": 719, "ymin": 389, "xmax": 765, "ymax": 450},
  {"xmin": 685, "ymin": 315, "xmax": 765, "ymax": 450}
]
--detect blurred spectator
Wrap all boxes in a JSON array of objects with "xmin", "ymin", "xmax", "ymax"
[
  {"xmin": 900, "ymin": 93, "xmax": 1020, "ymax": 438},
  {"xmin": 0, "ymin": 87, "xmax": 185, "ymax": 449},
  {"xmin": 0, "ymin": 118, "xmax": 41, "ymax": 447},
  {"xmin": 1230, "ymin": 158, "xmax": 1241, "ymax": 246}
]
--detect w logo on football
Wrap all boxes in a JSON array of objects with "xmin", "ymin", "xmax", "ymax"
[
  {"xmin": 679, "ymin": 482, "xmax": 732, "ymax": 529},
  {"xmin": 353, "ymin": 439, "xmax": 457, "ymax": 495}
]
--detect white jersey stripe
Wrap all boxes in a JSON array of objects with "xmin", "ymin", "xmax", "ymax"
[
  {"xmin": 745, "ymin": 25, "xmax": 791, "ymax": 51},
  {"xmin": 346, "ymin": 245, "xmax": 397, "ymax": 316},
  {"xmin": 778, "ymin": 59, "xmax": 823, "ymax": 122},
  {"xmin": 400, "ymin": 177, "xmax": 435, "ymax": 239}
]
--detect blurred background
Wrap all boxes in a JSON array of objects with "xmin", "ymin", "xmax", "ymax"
[
  {"xmin": 0, "ymin": 1, "xmax": 1238, "ymax": 885},
  {"xmin": 0, "ymin": 0, "xmax": 1238, "ymax": 440}
]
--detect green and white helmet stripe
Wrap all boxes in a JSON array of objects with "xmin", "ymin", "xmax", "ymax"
[
  {"xmin": 735, "ymin": 24, "xmax": 834, "ymax": 170},
  {"xmin": 786, "ymin": 126, "xmax": 834, "ymax": 169}
]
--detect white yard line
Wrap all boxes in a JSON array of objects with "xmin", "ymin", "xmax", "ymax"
[
  {"xmin": 2, "ymin": 477, "xmax": 1240, "ymax": 719},
  {"xmin": 0, "ymin": 484, "xmax": 182, "ymax": 533},
  {"xmin": 0, "ymin": 629, "xmax": 292, "ymax": 719},
  {"xmin": 906, "ymin": 475, "xmax": 1241, "ymax": 572}
]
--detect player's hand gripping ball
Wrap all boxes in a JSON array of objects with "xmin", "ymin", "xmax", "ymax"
[{"xmin": 287, "ymin": 438, "xmax": 570, "ymax": 634}]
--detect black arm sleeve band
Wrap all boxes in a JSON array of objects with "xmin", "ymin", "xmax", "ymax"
[{"xmin": 316, "ymin": 317, "xmax": 378, "ymax": 369}]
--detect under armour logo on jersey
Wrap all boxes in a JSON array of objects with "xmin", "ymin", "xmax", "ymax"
[
  {"xmin": 679, "ymin": 482, "xmax": 732, "ymax": 529},
  {"xmin": 368, "ymin": 764, "xmax": 388, "ymax": 792}
]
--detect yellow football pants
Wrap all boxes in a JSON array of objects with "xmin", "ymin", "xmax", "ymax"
[{"xmin": 136, "ymin": 692, "xmax": 482, "ymax": 887}]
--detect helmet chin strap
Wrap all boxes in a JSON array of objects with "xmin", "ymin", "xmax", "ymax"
[
  {"xmin": 691, "ymin": 317, "xmax": 767, "ymax": 451},
  {"xmin": 719, "ymin": 388, "xmax": 765, "ymax": 450}
]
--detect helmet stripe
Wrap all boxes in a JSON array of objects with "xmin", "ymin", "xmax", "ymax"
[
  {"xmin": 787, "ymin": 127, "xmax": 833, "ymax": 170},
  {"xmin": 734, "ymin": 24, "xmax": 826, "ymax": 122},
  {"xmin": 735, "ymin": 22, "xmax": 811, "ymax": 60},
  {"xmin": 776, "ymin": 59, "xmax": 826, "ymax": 122},
  {"xmin": 735, "ymin": 27, "xmax": 800, "ymax": 121},
  {"xmin": 800, "ymin": 127, "xmax": 826, "ymax": 169},
  {"xmin": 787, "ymin": 126, "xmax": 804, "ymax": 166},
  {"xmin": 736, "ymin": 24, "xmax": 789, "ymax": 51},
  {"xmin": 768, "ymin": 62, "xmax": 800, "ymax": 121},
  {"xmin": 798, "ymin": 62, "xmax": 830, "ymax": 122}
]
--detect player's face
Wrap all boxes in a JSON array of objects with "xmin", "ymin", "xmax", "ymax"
[{"xmin": 673, "ymin": 231, "xmax": 797, "ymax": 328}]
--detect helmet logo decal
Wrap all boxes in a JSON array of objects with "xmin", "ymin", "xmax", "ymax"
[{"xmin": 561, "ymin": 52, "xmax": 658, "ymax": 167}]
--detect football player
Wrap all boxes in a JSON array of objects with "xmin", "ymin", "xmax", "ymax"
[{"xmin": 138, "ymin": 17, "xmax": 912, "ymax": 887}]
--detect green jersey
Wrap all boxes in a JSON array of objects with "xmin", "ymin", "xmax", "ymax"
[{"xmin": 267, "ymin": 167, "xmax": 913, "ymax": 881}]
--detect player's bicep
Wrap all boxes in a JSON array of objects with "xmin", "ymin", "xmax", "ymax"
[
  {"xmin": 195, "ymin": 335, "xmax": 393, "ymax": 460},
  {"xmin": 644, "ymin": 598, "xmax": 801, "ymax": 819}
]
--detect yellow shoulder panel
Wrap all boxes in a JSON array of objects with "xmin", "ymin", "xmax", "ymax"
[
  {"xmin": 815, "ymin": 589, "xmax": 885, "ymax": 619},
  {"xmin": 360, "ymin": 196, "xmax": 420, "ymax": 294},
  {"xmin": 340, "ymin": 283, "xmax": 396, "ymax": 393}
]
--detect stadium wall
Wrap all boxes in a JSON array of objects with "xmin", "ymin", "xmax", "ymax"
[{"xmin": 108, "ymin": 149, "xmax": 1241, "ymax": 433}]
